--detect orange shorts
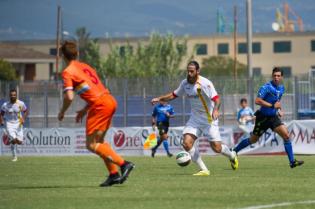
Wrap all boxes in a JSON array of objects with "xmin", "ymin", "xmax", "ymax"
[{"xmin": 86, "ymin": 94, "xmax": 117, "ymax": 135}]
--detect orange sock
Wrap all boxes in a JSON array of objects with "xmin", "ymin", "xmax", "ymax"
[
  {"xmin": 95, "ymin": 142, "xmax": 125, "ymax": 166},
  {"xmin": 103, "ymin": 158, "xmax": 119, "ymax": 175}
]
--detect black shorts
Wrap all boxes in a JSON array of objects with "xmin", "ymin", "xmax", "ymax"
[
  {"xmin": 252, "ymin": 110, "xmax": 284, "ymax": 137},
  {"xmin": 157, "ymin": 121, "xmax": 169, "ymax": 136}
]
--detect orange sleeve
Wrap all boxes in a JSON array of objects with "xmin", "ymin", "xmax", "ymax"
[{"xmin": 62, "ymin": 70, "xmax": 74, "ymax": 92}]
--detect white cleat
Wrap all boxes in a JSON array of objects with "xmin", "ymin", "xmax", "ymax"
[{"xmin": 12, "ymin": 157, "xmax": 18, "ymax": 162}]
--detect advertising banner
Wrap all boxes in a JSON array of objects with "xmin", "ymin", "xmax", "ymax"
[
  {"xmin": 0, "ymin": 120, "xmax": 314, "ymax": 156},
  {"xmin": 233, "ymin": 120, "xmax": 315, "ymax": 155}
]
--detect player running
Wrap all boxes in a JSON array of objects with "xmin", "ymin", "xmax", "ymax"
[
  {"xmin": 151, "ymin": 101, "xmax": 174, "ymax": 157},
  {"xmin": 232, "ymin": 67, "xmax": 304, "ymax": 168},
  {"xmin": 0, "ymin": 89, "xmax": 28, "ymax": 162},
  {"xmin": 58, "ymin": 41, "xmax": 135, "ymax": 187},
  {"xmin": 151, "ymin": 61, "xmax": 238, "ymax": 176}
]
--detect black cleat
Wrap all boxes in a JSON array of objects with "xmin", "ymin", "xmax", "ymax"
[
  {"xmin": 99, "ymin": 173, "xmax": 121, "ymax": 187},
  {"xmin": 290, "ymin": 159, "xmax": 304, "ymax": 168},
  {"xmin": 151, "ymin": 149, "xmax": 156, "ymax": 158},
  {"xmin": 120, "ymin": 161, "xmax": 135, "ymax": 184},
  {"xmin": 167, "ymin": 153, "xmax": 173, "ymax": 157}
]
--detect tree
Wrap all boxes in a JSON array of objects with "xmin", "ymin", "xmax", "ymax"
[
  {"xmin": 0, "ymin": 59, "xmax": 17, "ymax": 80},
  {"xmin": 201, "ymin": 56, "xmax": 247, "ymax": 78},
  {"xmin": 75, "ymin": 27, "xmax": 102, "ymax": 74},
  {"xmin": 75, "ymin": 27, "xmax": 90, "ymax": 61},
  {"xmin": 102, "ymin": 32, "xmax": 189, "ymax": 78}
]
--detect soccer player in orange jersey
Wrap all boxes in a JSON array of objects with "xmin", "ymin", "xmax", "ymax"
[{"xmin": 57, "ymin": 41, "xmax": 135, "ymax": 187}]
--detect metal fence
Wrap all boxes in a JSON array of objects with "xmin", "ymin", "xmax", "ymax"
[{"xmin": 0, "ymin": 74, "xmax": 314, "ymax": 128}]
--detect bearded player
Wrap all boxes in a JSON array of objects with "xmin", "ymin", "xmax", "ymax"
[{"xmin": 151, "ymin": 61, "xmax": 238, "ymax": 176}]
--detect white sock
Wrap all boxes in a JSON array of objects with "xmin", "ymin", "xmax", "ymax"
[
  {"xmin": 188, "ymin": 146, "xmax": 208, "ymax": 171},
  {"xmin": 221, "ymin": 144, "xmax": 235, "ymax": 160},
  {"xmin": 11, "ymin": 144, "xmax": 17, "ymax": 158}
]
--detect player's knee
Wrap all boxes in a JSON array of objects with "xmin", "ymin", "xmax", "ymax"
[
  {"xmin": 85, "ymin": 141, "xmax": 96, "ymax": 152},
  {"xmin": 282, "ymin": 133, "xmax": 290, "ymax": 140},
  {"xmin": 250, "ymin": 136, "xmax": 259, "ymax": 144},
  {"xmin": 211, "ymin": 143, "xmax": 221, "ymax": 153},
  {"xmin": 182, "ymin": 140, "xmax": 193, "ymax": 151}
]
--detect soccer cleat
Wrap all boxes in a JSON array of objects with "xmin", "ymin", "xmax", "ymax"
[
  {"xmin": 120, "ymin": 161, "xmax": 135, "ymax": 184},
  {"xmin": 167, "ymin": 153, "xmax": 173, "ymax": 157},
  {"xmin": 290, "ymin": 159, "xmax": 304, "ymax": 168},
  {"xmin": 230, "ymin": 151, "xmax": 239, "ymax": 170},
  {"xmin": 12, "ymin": 157, "xmax": 18, "ymax": 162},
  {"xmin": 151, "ymin": 149, "xmax": 156, "ymax": 158},
  {"xmin": 99, "ymin": 173, "xmax": 121, "ymax": 187},
  {"xmin": 193, "ymin": 170, "xmax": 210, "ymax": 176}
]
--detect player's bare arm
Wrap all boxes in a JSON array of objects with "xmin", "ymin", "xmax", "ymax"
[
  {"xmin": 212, "ymin": 97, "xmax": 220, "ymax": 120},
  {"xmin": 151, "ymin": 116, "xmax": 156, "ymax": 127},
  {"xmin": 21, "ymin": 109, "xmax": 29, "ymax": 124},
  {"xmin": 151, "ymin": 92, "xmax": 176, "ymax": 105},
  {"xmin": 58, "ymin": 90, "xmax": 74, "ymax": 121},
  {"xmin": 76, "ymin": 104, "xmax": 89, "ymax": 123},
  {"xmin": 255, "ymin": 97, "xmax": 281, "ymax": 109}
]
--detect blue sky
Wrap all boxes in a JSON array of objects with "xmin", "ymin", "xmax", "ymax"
[{"xmin": 1, "ymin": 0, "xmax": 315, "ymax": 40}]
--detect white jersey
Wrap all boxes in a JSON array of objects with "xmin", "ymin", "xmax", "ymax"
[
  {"xmin": 173, "ymin": 75, "xmax": 219, "ymax": 125},
  {"xmin": 1, "ymin": 100, "xmax": 27, "ymax": 125}
]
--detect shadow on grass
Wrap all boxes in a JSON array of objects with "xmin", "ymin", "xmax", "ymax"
[{"xmin": 0, "ymin": 184, "xmax": 128, "ymax": 190}]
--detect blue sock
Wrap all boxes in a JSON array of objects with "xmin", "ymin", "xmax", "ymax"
[
  {"xmin": 284, "ymin": 140, "xmax": 294, "ymax": 164},
  {"xmin": 162, "ymin": 140, "xmax": 170, "ymax": 154},
  {"xmin": 234, "ymin": 138, "xmax": 251, "ymax": 153}
]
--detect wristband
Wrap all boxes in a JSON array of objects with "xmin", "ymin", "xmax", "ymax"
[{"xmin": 271, "ymin": 103, "xmax": 274, "ymax": 109}]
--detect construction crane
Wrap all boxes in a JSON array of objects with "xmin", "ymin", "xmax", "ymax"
[{"xmin": 272, "ymin": 3, "xmax": 304, "ymax": 32}]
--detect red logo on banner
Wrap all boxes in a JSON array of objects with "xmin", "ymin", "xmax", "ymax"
[
  {"xmin": 2, "ymin": 133, "xmax": 10, "ymax": 145},
  {"xmin": 114, "ymin": 130, "xmax": 125, "ymax": 147}
]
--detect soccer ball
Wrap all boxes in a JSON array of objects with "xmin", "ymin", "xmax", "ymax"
[{"xmin": 176, "ymin": 151, "xmax": 191, "ymax": 167}]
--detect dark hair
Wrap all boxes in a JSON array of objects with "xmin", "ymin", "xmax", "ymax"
[
  {"xmin": 240, "ymin": 98, "xmax": 247, "ymax": 104},
  {"xmin": 272, "ymin": 67, "xmax": 283, "ymax": 76},
  {"xmin": 10, "ymin": 89, "xmax": 17, "ymax": 94},
  {"xmin": 187, "ymin": 61, "xmax": 200, "ymax": 71},
  {"xmin": 60, "ymin": 40, "xmax": 78, "ymax": 61}
]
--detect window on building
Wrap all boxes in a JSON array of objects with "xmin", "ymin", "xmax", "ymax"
[
  {"xmin": 279, "ymin": 66, "xmax": 292, "ymax": 77},
  {"xmin": 253, "ymin": 67, "xmax": 262, "ymax": 77},
  {"xmin": 119, "ymin": 46, "xmax": 133, "ymax": 57},
  {"xmin": 218, "ymin": 43, "xmax": 229, "ymax": 54},
  {"xmin": 273, "ymin": 41, "xmax": 291, "ymax": 53},
  {"xmin": 195, "ymin": 44, "xmax": 207, "ymax": 55},
  {"xmin": 238, "ymin": 42, "xmax": 261, "ymax": 54},
  {"xmin": 238, "ymin": 43, "xmax": 247, "ymax": 54},
  {"xmin": 311, "ymin": 40, "xmax": 315, "ymax": 52},
  {"xmin": 49, "ymin": 63, "xmax": 54, "ymax": 80},
  {"xmin": 49, "ymin": 48, "xmax": 57, "ymax": 56},
  {"xmin": 252, "ymin": 42, "xmax": 261, "ymax": 53}
]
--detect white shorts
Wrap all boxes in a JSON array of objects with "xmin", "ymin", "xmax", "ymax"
[
  {"xmin": 5, "ymin": 123, "xmax": 24, "ymax": 142},
  {"xmin": 183, "ymin": 117, "xmax": 221, "ymax": 142}
]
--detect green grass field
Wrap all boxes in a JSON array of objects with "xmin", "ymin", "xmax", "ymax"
[{"xmin": 0, "ymin": 155, "xmax": 314, "ymax": 209}]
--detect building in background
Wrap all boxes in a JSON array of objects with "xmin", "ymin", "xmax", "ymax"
[
  {"xmin": 1, "ymin": 31, "xmax": 315, "ymax": 79},
  {"xmin": 0, "ymin": 44, "xmax": 55, "ymax": 81}
]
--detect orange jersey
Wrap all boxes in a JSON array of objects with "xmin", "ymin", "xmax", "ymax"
[{"xmin": 62, "ymin": 60, "xmax": 110, "ymax": 104}]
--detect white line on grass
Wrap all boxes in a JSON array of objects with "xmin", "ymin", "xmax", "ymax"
[{"xmin": 238, "ymin": 200, "xmax": 315, "ymax": 209}]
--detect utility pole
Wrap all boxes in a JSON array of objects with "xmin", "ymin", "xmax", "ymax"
[
  {"xmin": 246, "ymin": 0, "xmax": 254, "ymax": 109},
  {"xmin": 55, "ymin": 5, "xmax": 61, "ymax": 81},
  {"xmin": 233, "ymin": 5, "xmax": 238, "ymax": 80}
]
